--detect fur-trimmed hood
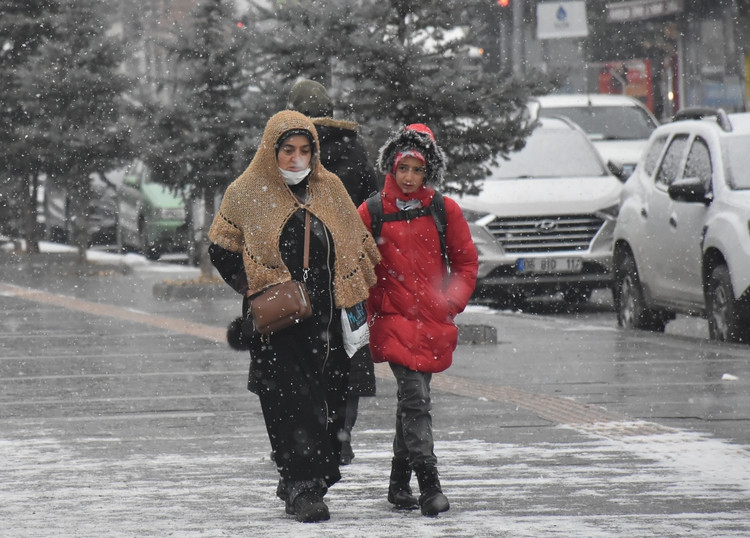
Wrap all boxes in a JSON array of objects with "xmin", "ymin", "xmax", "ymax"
[{"xmin": 376, "ymin": 123, "xmax": 446, "ymax": 186}]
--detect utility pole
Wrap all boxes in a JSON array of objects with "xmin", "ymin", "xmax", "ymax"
[
  {"xmin": 511, "ymin": 0, "xmax": 525, "ymax": 77},
  {"xmin": 729, "ymin": 0, "xmax": 748, "ymax": 111}
]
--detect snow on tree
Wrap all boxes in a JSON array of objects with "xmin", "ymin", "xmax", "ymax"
[
  {"xmin": 13, "ymin": 0, "xmax": 131, "ymax": 260},
  {"xmin": 245, "ymin": 0, "xmax": 555, "ymax": 194},
  {"xmin": 0, "ymin": 0, "xmax": 60, "ymax": 250},
  {"xmin": 135, "ymin": 0, "xmax": 265, "ymax": 275}
]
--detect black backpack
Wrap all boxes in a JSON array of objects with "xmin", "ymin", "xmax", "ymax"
[{"xmin": 365, "ymin": 191, "xmax": 449, "ymax": 271}]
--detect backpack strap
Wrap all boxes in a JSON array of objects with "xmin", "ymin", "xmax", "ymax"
[
  {"xmin": 428, "ymin": 192, "xmax": 449, "ymax": 271},
  {"xmin": 365, "ymin": 191, "xmax": 449, "ymax": 272},
  {"xmin": 365, "ymin": 192, "xmax": 384, "ymax": 241}
]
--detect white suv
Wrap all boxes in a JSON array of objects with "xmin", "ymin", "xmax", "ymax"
[
  {"xmin": 613, "ymin": 108, "xmax": 750, "ymax": 343},
  {"xmin": 529, "ymin": 94, "xmax": 659, "ymax": 179},
  {"xmin": 457, "ymin": 117, "xmax": 622, "ymax": 307}
]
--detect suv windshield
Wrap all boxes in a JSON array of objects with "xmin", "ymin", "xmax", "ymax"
[
  {"xmin": 540, "ymin": 105, "xmax": 656, "ymax": 140},
  {"xmin": 493, "ymin": 128, "xmax": 607, "ymax": 179},
  {"xmin": 725, "ymin": 137, "xmax": 750, "ymax": 189}
]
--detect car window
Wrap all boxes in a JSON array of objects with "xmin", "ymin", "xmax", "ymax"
[
  {"xmin": 655, "ymin": 134, "xmax": 689, "ymax": 187},
  {"xmin": 724, "ymin": 136, "xmax": 750, "ymax": 189},
  {"xmin": 539, "ymin": 105, "xmax": 657, "ymax": 140},
  {"xmin": 643, "ymin": 135, "xmax": 668, "ymax": 176},
  {"xmin": 491, "ymin": 126, "xmax": 607, "ymax": 179},
  {"xmin": 683, "ymin": 137, "xmax": 712, "ymax": 191}
]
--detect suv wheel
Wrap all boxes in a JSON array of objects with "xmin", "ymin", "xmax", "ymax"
[
  {"xmin": 615, "ymin": 253, "xmax": 667, "ymax": 332},
  {"xmin": 707, "ymin": 264, "xmax": 750, "ymax": 343}
]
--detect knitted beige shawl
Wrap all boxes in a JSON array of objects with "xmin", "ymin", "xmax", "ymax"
[{"xmin": 208, "ymin": 110, "xmax": 381, "ymax": 308}]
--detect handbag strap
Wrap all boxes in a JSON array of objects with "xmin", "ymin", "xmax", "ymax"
[{"xmin": 302, "ymin": 209, "xmax": 310, "ymax": 281}]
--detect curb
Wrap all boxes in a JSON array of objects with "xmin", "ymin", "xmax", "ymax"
[
  {"xmin": 457, "ymin": 323, "xmax": 497, "ymax": 345},
  {"xmin": 152, "ymin": 281, "xmax": 237, "ymax": 301},
  {"xmin": 0, "ymin": 251, "xmax": 131, "ymax": 276}
]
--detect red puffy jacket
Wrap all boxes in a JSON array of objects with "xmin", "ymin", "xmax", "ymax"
[{"xmin": 358, "ymin": 175, "xmax": 478, "ymax": 373}]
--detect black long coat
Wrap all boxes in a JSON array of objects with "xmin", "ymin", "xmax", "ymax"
[
  {"xmin": 314, "ymin": 119, "xmax": 378, "ymax": 396},
  {"xmin": 209, "ymin": 199, "xmax": 350, "ymax": 486},
  {"xmin": 315, "ymin": 121, "xmax": 380, "ymax": 206}
]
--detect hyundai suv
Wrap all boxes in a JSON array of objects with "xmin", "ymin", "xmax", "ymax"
[
  {"xmin": 456, "ymin": 117, "xmax": 622, "ymax": 307},
  {"xmin": 613, "ymin": 108, "xmax": 750, "ymax": 343}
]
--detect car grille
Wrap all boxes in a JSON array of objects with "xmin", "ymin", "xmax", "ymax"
[{"xmin": 487, "ymin": 214, "xmax": 604, "ymax": 253}]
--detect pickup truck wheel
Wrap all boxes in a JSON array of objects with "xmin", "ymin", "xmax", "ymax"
[
  {"xmin": 616, "ymin": 253, "xmax": 666, "ymax": 332},
  {"xmin": 144, "ymin": 246, "xmax": 161, "ymax": 261},
  {"xmin": 707, "ymin": 264, "xmax": 750, "ymax": 343}
]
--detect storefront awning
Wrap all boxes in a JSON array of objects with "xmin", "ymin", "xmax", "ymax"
[{"xmin": 606, "ymin": 0, "xmax": 684, "ymax": 22}]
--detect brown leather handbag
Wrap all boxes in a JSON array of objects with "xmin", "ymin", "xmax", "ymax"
[{"xmin": 245, "ymin": 211, "xmax": 313, "ymax": 336}]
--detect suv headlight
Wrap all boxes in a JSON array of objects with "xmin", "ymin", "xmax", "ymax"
[
  {"xmin": 461, "ymin": 208, "xmax": 496, "ymax": 227},
  {"xmin": 595, "ymin": 203, "xmax": 620, "ymax": 221},
  {"xmin": 461, "ymin": 207, "xmax": 486, "ymax": 223}
]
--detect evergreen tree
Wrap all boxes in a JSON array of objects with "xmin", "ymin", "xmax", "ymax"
[
  {"xmin": 246, "ymin": 0, "xmax": 555, "ymax": 194},
  {"xmin": 0, "ymin": 0, "xmax": 59, "ymax": 249},
  {"xmin": 15, "ymin": 0, "xmax": 131, "ymax": 260},
  {"xmin": 139, "ymin": 0, "xmax": 262, "ymax": 274}
]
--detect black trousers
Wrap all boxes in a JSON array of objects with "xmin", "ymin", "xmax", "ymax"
[{"xmin": 253, "ymin": 334, "xmax": 350, "ymax": 488}]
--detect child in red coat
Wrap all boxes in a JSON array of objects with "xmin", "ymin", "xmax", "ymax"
[{"xmin": 358, "ymin": 124, "xmax": 478, "ymax": 516}]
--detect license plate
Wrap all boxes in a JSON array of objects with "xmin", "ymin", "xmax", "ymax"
[{"xmin": 516, "ymin": 257, "xmax": 582, "ymax": 274}]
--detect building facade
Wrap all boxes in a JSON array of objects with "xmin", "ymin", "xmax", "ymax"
[{"xmin": 498, "ymin": 0, "xmax": 748, "ymax": 120}]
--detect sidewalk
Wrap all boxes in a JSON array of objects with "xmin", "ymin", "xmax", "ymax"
[{"xmin": 1, "ymin": 252, "xmax": 750, "ymax": 537}]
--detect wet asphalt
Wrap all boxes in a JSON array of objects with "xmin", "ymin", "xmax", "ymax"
[{"xmin": 1, "ymin": 250, "xmax": 749, "ymax": 537}]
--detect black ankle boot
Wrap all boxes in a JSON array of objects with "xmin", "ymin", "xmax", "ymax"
[
  {"xmin": 292, "ymin": 490, "xmax": 329, "ymax": 523},
  {"xmin": 415, "ymin": 465, "xmax": 450, "ymax": 516},
  {"xmin": 286, "ymin": 479, "xmax": 330, "ymax": 522},
  {"xmin": 387, "ymin": 457, "xmax": 419, "ymax": 509}
]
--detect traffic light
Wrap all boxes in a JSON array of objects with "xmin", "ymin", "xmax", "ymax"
[{"xmin": 497, "ymin": 0, "xmax": 510, "ymax": 6}]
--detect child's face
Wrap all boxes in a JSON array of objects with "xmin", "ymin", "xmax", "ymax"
[{"xmin": 394, "ymin": 156, "xmax": 426, "ymax": 194}]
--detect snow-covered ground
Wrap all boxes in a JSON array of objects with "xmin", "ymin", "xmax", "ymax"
[
  {"xmin": 2, "ymin": 240, "xmax": 749, "ymax": 536},
  {"xmin": 1, "ymin": 240, "xmax": 200, "ymax": 274}
]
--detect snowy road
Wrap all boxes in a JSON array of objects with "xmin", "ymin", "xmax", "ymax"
[{"xmin": 1, "ymin": 251, "xmax": 749, "ymax": 536}]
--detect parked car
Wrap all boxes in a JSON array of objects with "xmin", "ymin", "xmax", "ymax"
[
  {"xmin": 456, "ymin": 116, "xmax": 623, "ymax": 307},
  {"xmin": 117, "ymin": 160, "xmax": 188, "ymax": 260},
  {"xmin": 43, "ymin": 174, "xmax": 118, "ymax": 247},
  {"xmin": 613, "ymin": 108, "xmax": 750, "ymax": 343},
  {"xmin": 529, "ymin": 93, "xmax": 659, "ymax": 180}
]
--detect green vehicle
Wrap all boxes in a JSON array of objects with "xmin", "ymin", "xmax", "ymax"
[{"xmin": 117, "ymin": 161, "xmax": 188, "ymax": 260}]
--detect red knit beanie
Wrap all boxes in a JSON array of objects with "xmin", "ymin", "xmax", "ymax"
[{"xmin": 406, "ymin": 123, "xmax": 435, "ymax": 141}]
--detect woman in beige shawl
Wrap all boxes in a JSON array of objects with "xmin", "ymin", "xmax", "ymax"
[{"xmin": 208, "ymin": 110, "xmax": 380, "ymax": 523}]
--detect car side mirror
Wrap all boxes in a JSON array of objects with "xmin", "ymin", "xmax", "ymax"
[
  {"xmin": 668, "ymin": 177, "xmax": 711, "ymax": 205},
  {"xmin": 607, "ymin": 161, "xmax": 629, "ymax": 182}
]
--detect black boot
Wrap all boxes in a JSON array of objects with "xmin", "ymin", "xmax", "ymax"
[
  {"xmin": 387, "ymin": 458, "xmax": 419, "ymax": 509},
  {"xmin": 415, "ymin": 465, "xmax": 450, "ymax": 516},
  {"xmin": 286, "ymin": 480, "xmax": 330, "ymax": 522},
  {"xmin": 277, "ymin": 478, "xmax": 288, "ymax": 503}
]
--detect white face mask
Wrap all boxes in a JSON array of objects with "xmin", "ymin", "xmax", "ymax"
[{"xmin": 280, "ymin": 167, "xmax": 311, "ymax": 185}]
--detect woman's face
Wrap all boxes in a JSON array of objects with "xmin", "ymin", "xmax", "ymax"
[
  {"xmin": 277, "ymin": 134, "xmax": 313, "ymax": 172},
  {"xmin": 394, "ymin": 155, "xmax": 426, "ymax": 194}
]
